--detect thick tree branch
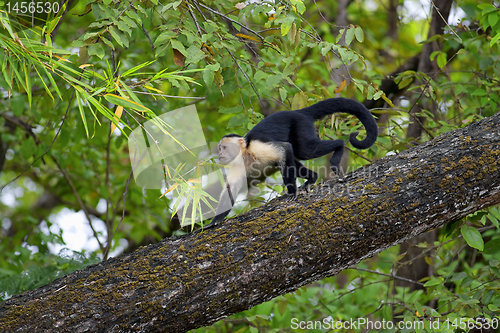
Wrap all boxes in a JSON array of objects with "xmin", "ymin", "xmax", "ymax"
[{"xmin": 1, "ymin": 113, "xmax": 500, "ymax": 332}]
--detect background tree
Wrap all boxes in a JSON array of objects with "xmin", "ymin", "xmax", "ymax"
[{"xmin": 0, "ymin": 0, "xmax": 499, "ymax": 331}]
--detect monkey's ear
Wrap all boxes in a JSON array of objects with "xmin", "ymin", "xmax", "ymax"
[{"xmin": 238, "ymin": 138, "xmax": 246, "ymax": 148}]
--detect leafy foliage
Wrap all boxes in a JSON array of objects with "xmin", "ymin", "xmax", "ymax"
[{"xmin": 0, "ymin": 249, "xmax": 100, "ymax": 302}]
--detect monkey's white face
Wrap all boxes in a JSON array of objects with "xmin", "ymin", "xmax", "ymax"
[{"xmin": 218, "ymin": 138, "xmax": 242, "ymax": 165}]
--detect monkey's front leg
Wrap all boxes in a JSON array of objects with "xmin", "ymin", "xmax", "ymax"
[
  {"xmin": 204, "ymin": 174, "xmax": 243, "ymax": 229},
  {"xmin": 204, "ymin": 212, "xmax": 226, "ymax": 229}
]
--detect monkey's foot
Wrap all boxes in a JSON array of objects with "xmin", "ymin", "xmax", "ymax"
[
  {"xmin": 284, "ymin": 192, "xmax": 300, "ymax": 202},
  {"xmin": 297, "ymin": 184, "xmax": 312, "ymax": 193},
  {"xmin": 203, "ymin": 220, "xmax": 218, "ymax": 229}
]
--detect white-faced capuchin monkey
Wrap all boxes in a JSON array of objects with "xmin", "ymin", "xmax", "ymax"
[{"xmin": 205, "ymin": 97, "xmax": 378, "ymax": 229}]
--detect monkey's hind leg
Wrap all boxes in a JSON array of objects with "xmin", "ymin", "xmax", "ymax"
[
  {"xmin": 329, "ymin": 143, "xmax": 345, "ymax": 174},
  {"xmin": 280, "ymin": 143, "xmax": 298, "ymax": 196},
  {"xmin": 294, "ymin": 137, "xmax": 345, "ymax": 174},
  {"xmin": 296, "ymin": 160, "xmax": 318, "ymax": 192}
]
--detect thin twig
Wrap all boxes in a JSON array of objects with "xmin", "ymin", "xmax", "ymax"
[
  {"xmin": 131, "ymin": 91, "xmax": 206, "ymax": 99},
  {"xmin": 52, "ymin": 156, "xmax": 105, "ymax": 252},
  {"xmin": 187, "ymin": 3, "xmax": 203, "ymax": 38},
  {"xmin": 103, "ymin": 133, "xmax": 113, "ymax": 259},
  {"xmin": 1, "ymin": 84, "xmax": 77, "ymax": 191},
  {"xmin": 141, "ymin": 23, "xmax": 154, "ymax": 52},
  {"xmin": 107, "ymin": 114, "xmax": 136, "ymax": 249},
  {"xmin": 191, "ymin": 0, "xmax": 207, "ymax": 21},
  {"xmin": 323, "ymin": 133, "xmax": 373, "ymax": 163},
  {"xmin": 345, "ymin": 146, "xmax": 373, "ymax": 163},
  {"xmin": 256, "ymin": 27, "xmax": 320, "ymax": 42},
  {"xmin": 351, "ymin": 267, "xmax": 425, "ymax": 286},
  {"xmin": 109, "ymin": 32, "xmax": 117, "ymax": 76},
  {"xmin": 227, "ymin": 50, "xmax": 259, "ymax": 110},
  {"xmin": 116, "ymin": 0, "xmax": 137, "ymax": 21},
  {"xmin": 429, "ymin": 0, "xmax": 462, "ymax": 42},
  {"xmin": 296, "ymin": 11, "xmax": 322, "ymax": 42},
  {"xmin": 197, "ymin": 2, "xmax": 265, "ymax": 41},
  {"xmin": 407, "ymin": 48, "xmax": 464, "ymax": 140},
  {"xmin": 312, "ymin": 0, "xmax": 334, "ymax": 27}
]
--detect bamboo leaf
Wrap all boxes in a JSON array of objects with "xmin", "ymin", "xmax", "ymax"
[
  {"xmin": 110, "ymin": 106, "xmax": 124, "ymax": 136},
  {"xmin": 75, "ymin": 90, "xmax": 89, "ymax": 138},
  {"xmin": 334, "ymin": 80, "xmax": 347, "ymax": 93},
  {"xmin": 104, "ymin": 94, "xmax": 152, "ymax": 112},
  {"xmin": 235, "ymin": 33, "xmax": 259, "ymax": 42}
]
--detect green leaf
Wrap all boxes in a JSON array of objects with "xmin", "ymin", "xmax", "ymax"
[
  {"xmin": 450, "ymin": 272, "xmax": 467, "ymax": 281},
  {"xmin": 291, "ymin": 92, "xmax": 308, "ymax": 110},
  {"xmin": 185, "ymin": 45, "xmax": 205, "ymax": 65},
  {"xmin": 203, "ymin": 63, "xmax": 220, "ymax": 87},
  {"xmin": 279, "ymin": 88, "xmax": 287, "ymax": 101},
  {"xmin": 482, "ymin": 290, "xmax": 495, "ymax": 304},
  {"xmin": 277, "ymin": 300, "xmax": 287, "ymax": 316},
  {"xmin": 354, "ymin": 26, "xmax": 364, "ymax": 42},
  {"xmin": 484, "ymin": 239, "xmax": 500, "ymax": 255},
  {"xmin": 489, "ymin": 12, "xmax": 499, "ymax": 27},
  {"xmin": 472, "ymin": 88, "xmax": 487, "ymax": 96},
  {"xmin": 104, "ymin": 94, "xmax": 151, "ymax": 113},
  {"xmin": 336, "ymin": 29, "xmax": 344, "ymax": 43},
  {"xmin": 75, "ymin": 90, "xmax": 89, "ymax": 138},
  {"xmin": 437, "ymin": 52, "xmax": 447, "ymax": 69},
  {"xmin": 398, "ymin": 77, "xmax": 413, "ymax": 89},
  {"xmin": 461, "ymin": 225, "xmax": 484, "ymax": 251},
  {"xmin": 88, "ymin": 43, "xmax": 105, "ymax": 59},
  {"xmin": 227, "ymin": 114, "xmax": 246, "ymax": 128},
  {"xmin": 479, "ymin": 57, "xmax": 493, "ymax": 71},
  {"xmin": 430, "ymin": 51, "xmax": 439, "ymax": 61},
  {"xmin": 46, "ymin": 15, "xmax": 62, "ymax": 34},
  {"xmin": 116, "ymin": 20, "xmax": 132, "ymax": 36},
  {"xmin": 490, "ymin": 32, "xmax": 500, "ymax": 46},
  {"xmin": 100, "ymin": 37, "xmax": 114, "ymax": 50},
  {"xmin": 478, "ymin": 3, "xmax": 495, "ymax": 10},
  {"xmin": 321, "ymin": 43, "xmax": 332, "ymax": 55},
  {"xmin": 345, "ymin": 26, "xmax": 355, "ymax": 46},
  {"xmin": 219, "ymin": 105, "xmax": 243, "ymax": 114},
  {"xmin": 461, "ymin": 276, "xmax": 473, "ymax": 287},
  {"xmin": 20, "ymin": 137, "xmax": 35, "ymax": 159},
  {"xmin": 109, "ymin": 26, "xmax": 124, "ymax": 47},
  {"xmin": 171, "ymin": 39, "xmax": 187, "ymax": 56},
  {"xmin": 165, "ymin": 0, "xmax": 182, "ymax": 10},
  {"xmin": 281, "ymin": 17, "xmax": 294, "ymax": 36},
  {"xmin": 414, "ymin": 301, "xmax": 424, "ymax": 317},
  {"xmin": 381, "ymin": 93, "xmax": 394, "ymax": 107},
  {"xmin": 424, "ymin": 276, "xmax": 444, "ymax": 287},
  {"xmin": 290, "ymin": 0, "xmax": 306, "ymax": 14},
  {"xmin": 121, "ymin": 16, "xmax": 137, "ymax": 28},
  {"xmin": 121, "ymin": 60, "xmax": 155, "ymax": 77},
  {"xmin": 126, "ymin": 10, "xmax": 141, "ymax": 22}
]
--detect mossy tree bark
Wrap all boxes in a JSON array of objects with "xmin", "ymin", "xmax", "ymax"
[{"xmin": 1, "ymin": 112, "xmax": 500, "ymax": 332}]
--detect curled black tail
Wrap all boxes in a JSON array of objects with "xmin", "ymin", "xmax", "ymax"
[{"xmin": 298, "ymin": 97, "xmax": 378, "ymax": 149}]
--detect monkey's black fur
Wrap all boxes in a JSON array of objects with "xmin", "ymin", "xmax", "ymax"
[
  {"xmin": 206, "ymin": 98, "xmax": 378, "ymax": 228},
  {"xmin": 247, "ymin": 97, "xmax": 377, "ymax": 167}
]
